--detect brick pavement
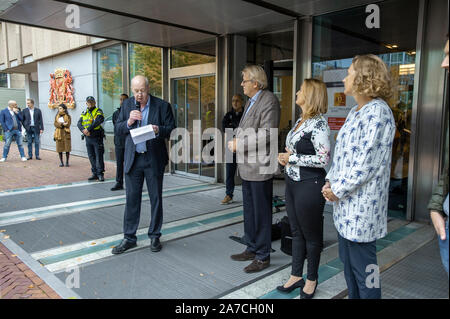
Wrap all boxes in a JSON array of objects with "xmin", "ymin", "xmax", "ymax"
[
  {"xmin": 1, "ymin": 140, "xmax": 118, "ymax": 299},
  {"xmin": 0, "ymin": 141, "xmax": 116, "ymax": 191},
  {"xmin": 0, "ymin": 244, "xmax": 61, "ymax": 299}
]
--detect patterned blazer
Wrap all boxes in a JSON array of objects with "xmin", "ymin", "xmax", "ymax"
[
  {"xmin": 285, "ymin": 115, "xmax": 330, "ymax": 181},
  {"xmin": 326, "ymin": 98, "xmax": 395, "ymax": 242}
]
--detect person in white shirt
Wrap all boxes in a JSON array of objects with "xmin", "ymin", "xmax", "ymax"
[
  {"xmin": 277, "ymin": 79, "xmax": 330, "ymax": 299},
  {"xmin": 322, "ymin": 54, "xmax": 395, "ymax": 299}
]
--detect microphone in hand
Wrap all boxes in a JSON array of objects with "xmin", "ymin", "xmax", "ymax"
[{"xmin": 135, "ymin": 101, "xmax": 141, "ymax": 127}]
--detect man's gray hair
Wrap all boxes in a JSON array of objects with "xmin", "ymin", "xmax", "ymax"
[
  {"xmin": 131, "ymin": 75, "xmax": 149, "ymax": 87},
  {"xmin": 8, "ymin": 100, "xmax": 17, "ymax": 106},
  {"xmin": 241, "ymin": 65, "xmax": 268, "ymax": 90}
]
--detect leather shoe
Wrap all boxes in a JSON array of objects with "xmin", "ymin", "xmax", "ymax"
[
  {"xmin": 36, "ymin": 157, "xmax": 41, "ymax": 160},
  {"xmin": 276, "ymin": 278, "xmax": 305, "ymax": 293},
  {"xmin": 244, "ymin": 258, "xmax": 270, "ymax": 273},
  {"xmin": 111, "ymin": 239, "xmax": 137, "ymax": 255},
  {"xmin": 98, "ymin": 175, "xmax": 105, "ymax": 182},
  {"xmin": 150, "ymin": 238, "xmax": 162, "ymax": 252},
  {"xmin": 300, "ymin": 280, "xmax": 318, "ymax": 299},
  {"xmin": 231, "ymin": 250, "xmax": 256, "ymax": 261},
  {"xmin": 111, "ymin": 183, "xmax": 124, "ymax": 191},
  {"xmin": 27, "ymin": 157, "xmax": 33, "ymax": 160},
  {"xmin": 88, "ymin": 175, "xmax": 98, "ymax": 181}
]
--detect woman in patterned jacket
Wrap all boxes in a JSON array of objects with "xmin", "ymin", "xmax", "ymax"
[
  {"xmin": 277, "ymin": 79, "xmax": 330, "ymax": 299},
  {"xmin": 322, "ymin": 54, "xmax": 395, "ymax": 299}
]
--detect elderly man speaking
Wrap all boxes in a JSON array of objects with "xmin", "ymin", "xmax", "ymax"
[{"xmin": 112, "ymin": 75, "xmax": 175, "ymax": 255}]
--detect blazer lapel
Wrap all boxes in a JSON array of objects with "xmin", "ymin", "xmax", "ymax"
[{"xmin": 240, "ymin": 90, "xmax": 264, "ymax": 127}]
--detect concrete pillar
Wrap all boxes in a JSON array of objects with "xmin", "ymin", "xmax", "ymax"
[
  {"xmin": 24, "ymin": 72, "xmax": 39, "ymax": 106},
  {"xmin": 292, "ymin": 17, "xmax": 312, "ymax": 122}
]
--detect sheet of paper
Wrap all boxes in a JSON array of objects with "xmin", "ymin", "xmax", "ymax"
[
  {"xmin": 130, "ymin": 124, "xmax": 156, "ymax": 145},
  {"xmin": 58, "ymin": 117, "xmax": 65, "ymax": 123}
]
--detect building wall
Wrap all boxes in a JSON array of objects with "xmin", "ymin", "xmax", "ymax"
[
  {"xmin": 9, "ymin": 73, "xmax": 24, "ymax": 89},
  {"xmin": 37, "ymin": 46, "xmax": 96, "ymax": 157}
]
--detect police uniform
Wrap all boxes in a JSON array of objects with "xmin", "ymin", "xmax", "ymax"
[{"xmin": 77, "ymin": 96, "xmax": 105, "ymax": 181}]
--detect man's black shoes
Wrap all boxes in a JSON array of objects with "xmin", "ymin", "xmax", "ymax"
[
  {"xmin": 88, "ymin": 175, "xmax": 98, "ymax": 181},
  {"xmin": 150, "ymin": 238, "xmax": 162, "ymax": 252},
  {"xmin": 111, "ymin": 183, "xmax": 124, "ymax": 191},
  {"xmin": 111, "ymin": 239, "xmax": 137, "ymax": 255},
  {"xmin": 98, "ymin": 175, "xmax": 105, "ymax": 182}
]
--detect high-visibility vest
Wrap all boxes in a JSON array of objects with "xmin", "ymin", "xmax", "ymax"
[{"xmin": 80, "ymin": 107, "xmax": 103, "ymax": 131}]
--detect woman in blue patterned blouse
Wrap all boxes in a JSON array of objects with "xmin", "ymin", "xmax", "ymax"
[
  {"xmin": 277, "ymin": 79, "xmax": 330, "ymax": 299},
  {"xmin": 322, "ymin": 54, "xmax": 395, "ymax": 299}
]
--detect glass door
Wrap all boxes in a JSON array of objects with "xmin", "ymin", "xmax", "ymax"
[{"xmin": 172, "ymin": 75, "xmax": 215, "ymax": 179}]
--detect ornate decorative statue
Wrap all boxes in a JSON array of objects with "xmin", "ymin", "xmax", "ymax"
[{"xmin": 48, "ymin": 68, "xmax": 75, "ymax": 109}]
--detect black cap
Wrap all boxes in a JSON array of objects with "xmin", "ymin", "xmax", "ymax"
[{"xmin": 86, "ymin": 96, "xmax": 96, "ymax": 102}]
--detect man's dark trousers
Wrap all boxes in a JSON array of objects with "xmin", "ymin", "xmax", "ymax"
[
  {"xmin": 242, "ymin": 178, "xmax": 273, "ymax": 261},
  {"xmin": 225, "ymin": 154, "xmax": 237, "ymax": 198},
  {"xmin": 85, "ymin": 136, "xmax": 105, "ymax": 176},
  {"xmin": 338, "ymin": 234, "xmax": 381, "ymax": 299},
  {"xmin": 124, "ymin": 152, "xmax": 163, "ymax": 243},
  {"xmin": 115, "ymin": 146, "xmax": 125, "ymax": 186},
  {"xmin": 26, "ymin": 126, "xmax": 40, "ymax": 158}
]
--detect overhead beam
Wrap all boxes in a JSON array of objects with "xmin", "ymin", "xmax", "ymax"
[
  {"xmin": 53, "ymin": 0, "xmax": 219, "ymax": 36},
  {"xmin": 241, "ymin": 0, "xmax": 302, "ymax": 18}
]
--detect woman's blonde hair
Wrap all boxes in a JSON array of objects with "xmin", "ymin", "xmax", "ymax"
[
  {"xmin": 300, "ymin": 78, "xmax": 328, "ymax": 120},
  {"xmin": 351, "ymin": 54, "xmax": 393, "ymax": 101},
  {"xmin": 241, "ymin": 65, "xmax": 268, "ymax": 90}
]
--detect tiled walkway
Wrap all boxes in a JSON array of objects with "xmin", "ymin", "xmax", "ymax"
[
  {"xmin": 0, "ymin": 239, "xmax": 60, "ymax": 299},
  {"xmin": 0, "ymin": 141, "xmax": 116, "ymax": 191},
  {"xmin": 1, "ymin": 142, "xmax": 117, "ymax": 299}
]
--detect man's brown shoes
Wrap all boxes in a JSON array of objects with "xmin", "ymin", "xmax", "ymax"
[
  {"xmin": 230, "ymin": 250, "xmax": 256, "ymax": 261},
  {"xmin": 243, "ymin": 259, "xmax": 270, "ymax": 273}
]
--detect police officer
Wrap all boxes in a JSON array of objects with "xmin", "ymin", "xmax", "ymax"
[{"xmin": 77, "ymin": 96, "xmax": 105, "ymax": 181}]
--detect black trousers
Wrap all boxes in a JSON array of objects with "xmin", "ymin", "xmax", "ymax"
[
  {"xmin": 85, "ymin": 136, "xmax": 104, "ymax": 176},
  {"xmin": 115, "ymin": 146, "xmax": 125, "ymax": 185},
  {"xmin": 242, "ymin": 178, "xmax": 273, "ymax": 261},
  {"xmin": 225, "ymin": 161, "xmax": 237, "ymax": 197},
  {"xmin": 338, "ymin": 234, "xmax": 381, "ymax": 299},
  {"xmin": 285, "ymin": 175, "xmax": 325, "ymax": 281},
  {"xmin": 124, "ymin": 152, "xmax": 164, "ymax": 243},
  {"xmin": 26, "ymin": 126, "xmax": 40, "ymax": 158}
]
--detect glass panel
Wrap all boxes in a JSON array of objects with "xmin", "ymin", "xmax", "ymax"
[
  {"xmin": 187, "ymin": 77, "xmax": 200, "ymax": 175},
  {"xmin": 171, "ymin": 50, "xmax": 215, "ymax": 68},
  {"xmin": 274, "ymin": 73, "xmax": 293, "ymax": 153},
  {"xmin": 97, "ymin": 44, "xmax": 123, "ymax": 118},
  {"xmin": 129, "ymin": 44, "xmax": 162, "ymax": 98},
  {"xmin": 247, "ymin": 29, "xmax": 294, "ymax": 64},
  {"xmin": 312, "ymin": 0, "xmax": 419, "ymax": 218},
  {"xmin": 0, "ymin": 73, "xmax": 7, "ymax": 88},
  {"xmin": 97, "ymin": 44, "xmax": 123, "ymax": 162},
  {"xmin": 173, "ymin": 79, "xmax": 186, "ymax": 172},
  {"xmin": 200, "ymin": 76, "xmax": 215, "ymax": 178}
]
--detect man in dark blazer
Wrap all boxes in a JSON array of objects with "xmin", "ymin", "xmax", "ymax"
[
  {"xmin": 21, "ymin": 98, "xmax": 44, "ymax": 160},
  {"xmin": 112, "ymin": 75, "xmax": 175, "ymax": 254},
  {"xmin": 111, "ymin": 93, "xmax": 129, "ymax": 191}
]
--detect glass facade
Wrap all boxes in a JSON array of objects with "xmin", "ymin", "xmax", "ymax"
[
  {"xmin": 97, "ymin": 44, "xmax": 123, "ymax": 118},
  {"xmin": 129, "ymin": 44, "xmax": 162, "ymax": 98},
  {"xmin": 171, "ymin": 49, "xmax": 215, "ymax": 68},
  {"xmin": 312, "ymin": 0, "xmax": 419, "ymax": 218},
  {"xmin": 0, "ymin": 73, "xmax": 7, "ymax": 88},
  {"xmin": 172, "ymin": 75, "xmax": 215, "ymax": 178}
]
